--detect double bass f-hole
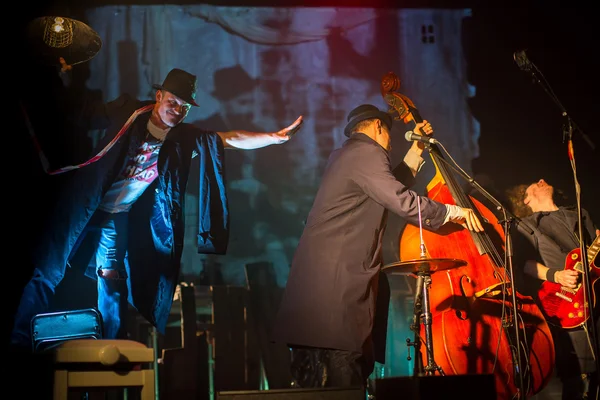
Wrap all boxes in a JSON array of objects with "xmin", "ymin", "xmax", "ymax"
[{"xmin": 457, "ymin": 275, "xmax": 472, "ymax": 320}]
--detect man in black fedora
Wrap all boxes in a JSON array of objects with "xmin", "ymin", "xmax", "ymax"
[
  {"xmin": 271, "ymin": 104, "xmax": 483, "ymax": 389},
  {"xmin": 11, "ymin": 65, "xmax": 303, "ymax": 349}
]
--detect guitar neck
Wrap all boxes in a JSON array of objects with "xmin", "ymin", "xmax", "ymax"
[{"xmin": 587, "ymin": 235, "xmax": 600, "ymax": 265}]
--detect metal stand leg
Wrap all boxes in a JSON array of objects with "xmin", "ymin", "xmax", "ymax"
[
  {"xmin": 407, "ymin": 273, "xmax": 425, "ymax": 376},
  {"xmin": 389, "ymin": 258, "xmax": 466, "ymax": 378},
  {"xmin": 419, "ymin": 272, "xmax": 445, "ymax": 376}
]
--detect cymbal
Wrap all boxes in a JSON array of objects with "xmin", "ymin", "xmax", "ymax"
[
  {"xmin": 26, "ymin": 16, "xmax": 102, "ymax": 66},
  {"xmin": 382, "ymin": 258, "xmax": 467, "ymax": 275}
]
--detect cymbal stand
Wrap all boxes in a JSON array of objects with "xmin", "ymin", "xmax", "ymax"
[
  {"xmin": 409, "ymin": 197, "xmax": 445, "ymax": 376},
  {"xmin": 417, "ymin": 270, "xmax": 445, "ymax": 376},
  {"xmin": 407, "ymin": 198, "xmax": 427, "ymax": 375},
  {"xmin": 407, "ymin": 271, "xmax": 425, "ymax": 376}
]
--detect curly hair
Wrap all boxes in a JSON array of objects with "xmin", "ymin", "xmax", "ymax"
[{"xmin": 505, "ymin": 183, "xmax": 532, "ymax": 219}]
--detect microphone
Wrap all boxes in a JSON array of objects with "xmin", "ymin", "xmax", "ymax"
[
  {"xmin": 513, "ymin": 50, "xmax": 532, "ymax": 72},
  {"xmin": 405, "ymin": 131, "xmax": 437, "ymax": 145}
]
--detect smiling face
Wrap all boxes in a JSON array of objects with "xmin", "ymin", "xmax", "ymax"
[{"xmin": 152, "ymin": 90, "xmax": 192, "ymax": 128}]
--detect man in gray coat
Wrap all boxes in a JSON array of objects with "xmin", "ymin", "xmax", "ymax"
[{"xmin": 271, "ymin": 104, "xmax": 483, "ymax": 389}]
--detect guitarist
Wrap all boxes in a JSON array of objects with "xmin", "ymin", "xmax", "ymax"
[{"xmin": 507, "ymin": 178, "xmax": 600, "ymax": 400}]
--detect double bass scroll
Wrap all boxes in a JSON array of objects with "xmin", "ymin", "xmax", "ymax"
[{"xmin": 380, "ymin": 71, "xmax": 555, "ymax": 400}]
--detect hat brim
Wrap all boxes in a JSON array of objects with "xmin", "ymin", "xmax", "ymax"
[
  {"xmin": 344, "ymin": 110, "xmax": 393, "ymax": 137},
  {"xmin": 152, "ymin": 84, "xmax": 199, "ymax": 107}
]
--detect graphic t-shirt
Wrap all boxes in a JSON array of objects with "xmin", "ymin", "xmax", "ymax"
[{"xmin": 99, "ymin": 119, "xmax": 170, "ymax": 213}]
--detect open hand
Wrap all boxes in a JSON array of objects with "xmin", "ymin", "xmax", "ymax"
[
  {"xmin": 273, "ymin": 115, "xmax": 303, "ymax": 143},
  {"xmin": 449, "ymin": 207, "xmax": 484, "ymax": 232}
]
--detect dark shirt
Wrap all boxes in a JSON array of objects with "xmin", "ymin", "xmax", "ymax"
[
  {"xmin": 513, "ymin": 205, "xmax": 598, "ymax": 376},
  {"xmin": 517, "ymin": 206, "xmax": 596, "ymax": 276}
]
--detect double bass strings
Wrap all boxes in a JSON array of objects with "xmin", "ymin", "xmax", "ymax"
[
  {"xmin": 431, "ymin": 142, "xmax": 507, "ymax": 275},
  {"xmin": 432, "ymin": 141, "xmax": 537, "ymax": 393}
]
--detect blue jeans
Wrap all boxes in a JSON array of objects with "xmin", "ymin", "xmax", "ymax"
[
  {"xmin": 94, "ymin": 211, "xmax": 130, "ymax": 340},
  {"xmin": 11, "ymin": 210, "xmax": 130, "ymax": 349}
]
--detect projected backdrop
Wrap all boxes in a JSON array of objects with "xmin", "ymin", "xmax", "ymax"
[{"xmin": 83, "ymin": 4, "xmax": 478, "ymax": 377}]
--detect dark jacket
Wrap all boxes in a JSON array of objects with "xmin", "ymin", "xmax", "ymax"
[
  {"xmin": 514, "ymin": 206, "xmax": 597, "ymax": 296},
  {"xmin": 271, "ymin": 134, "xmax": 447, "ymax": 364},
  {"xmin": 47, "ymin": 93, "xmax": 229, "ymax": 333}
]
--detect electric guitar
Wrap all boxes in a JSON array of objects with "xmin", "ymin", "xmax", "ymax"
[{"xmin": 537, "ymin": 234, "xmax": 600, "ymax": 329}]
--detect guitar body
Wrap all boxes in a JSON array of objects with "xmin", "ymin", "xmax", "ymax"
[{"xmin": 538, "ymin": 239, "xmax": 600, "ymax": 329}]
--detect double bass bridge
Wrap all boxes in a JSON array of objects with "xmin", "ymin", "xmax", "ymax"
[{"xmin": 474, "ymin": 281, "xmax": 511, "ymax": 299}]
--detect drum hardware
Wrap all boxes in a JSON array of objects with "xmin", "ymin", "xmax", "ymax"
[{"xmin": 383, "ymin": 258, "xmax": 467, "ymax": 376}]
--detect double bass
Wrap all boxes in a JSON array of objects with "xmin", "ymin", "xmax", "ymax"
[{"xmin": 381, "ymin": 72, "xmax": 555, "ymax": 399}]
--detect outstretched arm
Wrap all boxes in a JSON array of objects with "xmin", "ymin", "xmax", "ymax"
[{"xmin": 217, "ymin": 116, "xmax": 303, "ymax": 149}]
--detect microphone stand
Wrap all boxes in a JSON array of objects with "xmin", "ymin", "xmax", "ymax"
[
  {"xmin": 428, "ymin": 145, "xmax": 527, "ymax": 398},
  {"xmin": 518, "ymin": 57, "xmax": 595, "ymax": 151},
  {"xmin": 565, "ymin": 119, "xmax": 599, "ymax": 365},
  {"xmin": 519, "ymin": 57, "xmax": 599, "ymax": 375}
]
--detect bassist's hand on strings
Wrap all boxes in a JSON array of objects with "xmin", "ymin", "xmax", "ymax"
[{"xmin": 444, "ymin": 204, "xmax": 485, "ymax": 232}]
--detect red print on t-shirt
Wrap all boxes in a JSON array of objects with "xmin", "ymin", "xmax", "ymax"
[{"xmin": 121, "ymin": 141, "xmax": 160, "ymax": 182}]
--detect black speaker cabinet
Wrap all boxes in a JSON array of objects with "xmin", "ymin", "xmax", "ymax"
[
  {"xmin": 374, "ymin": 374, "xmax": 496, "ymax": 400},
  {"xmin": 216, "ymin": 387, "xmax": 365, "ymax": 400}
]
